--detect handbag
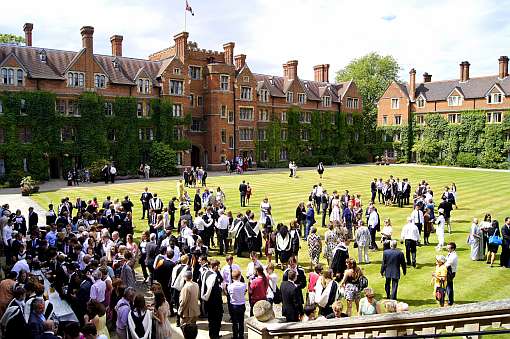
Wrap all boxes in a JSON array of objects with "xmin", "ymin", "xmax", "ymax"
[
  {"xmin": 488, "ymin": 229, "xmax": 502, "ymax": 246},
  {"xmin": 357, "ymin": 275, "xmax": 369, "ymax": 291},
  {"xmin": 268, "ymin": 281, "xmax": 282, "ymax": 304}
]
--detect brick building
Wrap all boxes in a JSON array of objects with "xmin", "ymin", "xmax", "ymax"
[
  {"xmin": 0, "ymin": 23, "xmax": 362, "ymax": 176},
  {"xmin": 377, "ymin": 57, "xmax": 510, "ymax": 161}
]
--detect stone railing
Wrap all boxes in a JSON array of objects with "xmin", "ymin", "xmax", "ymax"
[{"xmin": 246, "ymin": 299, "xmax": 510, "ymax": 338}]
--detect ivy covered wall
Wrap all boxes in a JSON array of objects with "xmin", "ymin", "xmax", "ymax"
[
  {"xmin": 377, "ymin": 111, "xmax": 510, "ymax": 169},
  {"xmin": 256, "ymin": 106, "xmax": 366, "ymax": 167},
  {"xmin": 0, "ymin": 91, "xmax": 189, "ymax": 186}
]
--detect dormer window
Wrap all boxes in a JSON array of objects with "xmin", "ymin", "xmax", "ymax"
[
  {"xmin": 259, "ymin": 89, "xmax": 269, "ymax": 103},
  {"xmin": 416, "ymin": 96, "xmax": 425, "ymax": 108},
  {"xmin": 112, "ymin": 60, "xmax": 119, "ymax": 69},
  {"xmin": 286, "ymin": 92, "xmax": 294, "ymax": 103},
  {"xmin": 67, "ymin": 72, "xmax": 84, "ymax": 88},
  {"xmin": 298, "ymin": 93, "xmax": 306, "ymax": 104},
  {"xmin": 322, "ymin": 96, "xmax": 331, "ymax": 107},
  {"xmin": 94, "ymin": 74, "xmax": 106, "ymax": 89},
  {"xmin": 487, "ymin": 92, "xmax": 503, "ymax": 104},
  {"xmin": 39, "ymin": 51, "xmax": 47, "ymax": 62},
  {"xmin": 243, "ymin": 76, "xmax": 250, "ymax": 82},
  {"xmin": 173, "ymin": 68, "xmax": 181, "ymax": 75},
  {"xmin": 1, "ymin": 68, "xmax": 24, "ymax": 86},
  {"xmin": 138, "ymin": 78, "xmax": 150, "ymax": 94},
  {"xmin": 447, "ymin": 95, "xmax": 462, "ymax": 106}
]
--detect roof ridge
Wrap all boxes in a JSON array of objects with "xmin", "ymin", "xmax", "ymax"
[{"xmin": 416, "ymin": 74, "xmax": 498, "ymax": 85}]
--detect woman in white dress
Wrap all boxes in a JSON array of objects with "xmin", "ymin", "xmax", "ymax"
[
  {"xmin": 435, "ymin": 208, "xmax": 446, "ymax": 251},
  {"xmin": 469, "ymin": 218, "xmax": 483, "ymax": 261},
  {"xmin": 329, "ymin": 195, "xmax": 341, "ymax": 223},
  {"xmin": 260, "ymin": 198, "xmax": 271, "ymax": 223}
]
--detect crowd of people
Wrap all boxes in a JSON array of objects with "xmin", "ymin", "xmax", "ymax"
[{"xmin": 0, "ymin": 167, "xmax": 509, "ymax": 339}]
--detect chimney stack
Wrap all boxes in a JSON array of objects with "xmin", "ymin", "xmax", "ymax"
[
  {"xmin": 23, "ymin": 23, "xmax": 33, "ymax": 47},
  {"xmin": 313, "ymin": 64, "xmax": 330, "ymax": 82},
  {"xmin": 223, "ymin": 42, "xmax": 235, "ymax": 65},
  {"xmin": 409, "ymin": 68, "xmax": 416, "ymax": 101},
  {"xmin": 174, "ymin": 32, "xmax": 189, "ymax": 62},
  {"xmin": 460, "ymin": 61, "xmax": 470, "ymax": 82},
  {"xmin": 283, "ymin": 63, "xmax": 288, "ymax": 77},
  {"xmin": 498, "ymin": 56, "xmax": 509, "ymax": 79},
  {"xmin": 80, "ymin": 26, "xmax": 94, "ymax": 52},
  {"xmin": 234, "ymin": 54, "xmax": 246, "ymax": 70},
  {"xmin": 423, "ymin": 72, "xmax": 432, "ymax": 83},
  {"xmin": 110, "ymin": 35, "xmax": 123, "ymax": 57},
  {"xmin": 285, "ymin": 60, "xmax": 298, "ymax": 80}
]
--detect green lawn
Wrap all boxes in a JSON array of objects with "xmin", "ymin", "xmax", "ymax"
[{"xmin": 31, "ymin": 165, "xmax": 510, "ymax": 310}]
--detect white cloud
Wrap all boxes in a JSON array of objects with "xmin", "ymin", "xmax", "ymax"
[{"xmin": 1, "ymin": 0, "xmax": 510, "ymax": 83}]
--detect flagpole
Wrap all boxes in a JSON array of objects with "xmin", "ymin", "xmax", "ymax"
[{"xmin": 184, "ymin": 7, "xmax": 187, "ymax": 32}]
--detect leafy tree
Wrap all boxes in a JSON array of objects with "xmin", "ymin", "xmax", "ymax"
[
  {"xmin": 0, "ymin": 34, "xmax": 25, "ymax": 44},
  {"xmin": 336, "ymin": 52, "xmax": 400, "ymax": 143},
  {"xmin": 149, "ymin": 142, "xmax": 177, "ymax": 176}
]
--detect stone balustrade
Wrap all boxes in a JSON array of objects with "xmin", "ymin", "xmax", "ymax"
[{"xmin": 246, "ymin": 299, "xmax": 510, "ymax": 338}]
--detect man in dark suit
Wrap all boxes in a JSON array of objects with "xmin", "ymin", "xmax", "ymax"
[
  {"xmin": 75, "ymin": 197, "xmax": 87, "ymax": 215},
  {"xmin": 145, "ymin": 233, "xmax": 159, "ymax": 284},
  {"xmin": 282, "ymin": 257, "xmax": 307, "ymax": 306},
  {"xmin": 28, "ymin": 207, "xmax": 38, "ymax": 233},
  {"xmin": 239, "ymin": 180, "xmax": 247, "ymax": 207},
  {"xmin": 380, "ymin": 239, "xmax": 407, "ymax": 300},
  {"xmin": 501, "ymin": 217, "xmax": 510, "ymax": 268},
  {"xmin": 139, "ymin": 187, "xmax": 153, "ymax": 220},
  {"xmin": 193, "ymin": 189, "xmax": 202, "ymax": 217},
  {"xmin": 281, "ymin": 270, "xmax": 304, "ymax": 322},
  {"xmin": 121, "ymin": 196, "xmax": 134, "ymax": 213},
  {"xmin": 340, "ymin": 190, "xmax": 350, "ymax": 210},
  {"xmin": 154, "ymin": 248, "xmax": 176, "ymax": 307},
  {"xmin": 370, "ymin": 178, "xmax": 377, "ymax": 203},
  {"xmin": 36, "ymin": 320, "xmax": 59, "ymax": 339},
  {"xmin": 28, "ymin": 298, "xmax": 46, "ymax": 338}
]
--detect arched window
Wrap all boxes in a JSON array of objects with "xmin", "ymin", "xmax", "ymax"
[
  {"xmin": 16, "ymin": 69, "xmax": 23, "ymax": 86},
  {"xmin": 7, "ymin": 69, "xmax": 14, "ymax": 85},
  {"xmin": 1, "ymin": 68, "xmax": 7, "ymax": 84}
]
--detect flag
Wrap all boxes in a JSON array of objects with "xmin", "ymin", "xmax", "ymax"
[{"xmin": 186, "ymin": 0, "xmax": 194, "ymax": 16}]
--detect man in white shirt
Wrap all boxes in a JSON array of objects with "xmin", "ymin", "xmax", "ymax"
[
  {"xmin": 89, "ymin": 270, "xmax": 106, "ymax": 303},
  {"xmin": 445, "ymin": 242, "xmax": 458, "ymax": 306},
  {"xmin": 227, "ymin": 269, "xmax": 247, "ymax": 339},
  {"xmin": 246, "ymin": 252, "xmax": 263, "ymax": 281},
  {"xmin": 221, "ymin": 255, "xmax": 241, "ymax": 290},
  {"xmin": 367, "ymin": 204, "xmax": 380, "ymax": 250},
  {"xmin": 410, "ymin": 204, "xmax": 424, "ymax": 235},
  {"xmin": 400, "ymin": 217, "xmax": 420, "ymax": 268},
  {"xmin": 216, "ymin": 209, "xmax": 230, "ymax": 255},
  {"xmin": 12, "ymin": 257, "xmax": 30, "ymax": 275},
  {"xmin": 194, "ymin": 211, "xmax": 213, "ymax": 242},
  {"xmin": 396, "ymin": 178, "xmax": 403, "ymax": 207},
  {"xmin": 149, "ymin": 193, "xmax": 163, "ymax": 214}
]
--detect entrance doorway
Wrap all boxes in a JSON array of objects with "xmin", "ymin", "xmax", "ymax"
[
  {"xmin": 49, "ymin": 156, "xmax": 60, "ymax": 179},
  {"xmin": 191, "ymin": 145, "xmax": 200, "ymax": 167}
]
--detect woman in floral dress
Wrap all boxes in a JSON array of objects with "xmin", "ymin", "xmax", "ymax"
[
  {"xmin": 307, "ymin": 227, "xmax": 322, "ymax": 267},
  {"xmin": 324, "ymin": 224, "xmax": 340, "ymax": 264}
]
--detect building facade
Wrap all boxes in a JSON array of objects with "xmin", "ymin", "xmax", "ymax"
[
  {"xmin": 0, "ymin": 23, "xmax": 362, "ymax": 179},
  {"xmin": 377, "ymin": 58, "xmax": 510, "ymax": 165}
]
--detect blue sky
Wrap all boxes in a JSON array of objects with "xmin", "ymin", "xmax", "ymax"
[{"xmin": 2, "ymin": 0, "xmax": 510, "ymax": 83}]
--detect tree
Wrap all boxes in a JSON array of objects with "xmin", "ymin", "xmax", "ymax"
[
  {"xmin": 336, "ymin": 52, "xmax": 400, "ymax": 143},
  {"xmin": 0, "ymin": 34, "xmax": 25, "ymax": 44}
]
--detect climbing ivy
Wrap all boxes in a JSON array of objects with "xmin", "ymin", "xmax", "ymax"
[
  {"xmin": 255, "ymin": 106, "xmax": 366, "ymax": 167},
  {"xmin": 0, "ymin": 91, "xmax": 190, "ymax": 186},
  {"xmin": 379, "ymin": 110, "xmax": 510, "ymax": 168}
]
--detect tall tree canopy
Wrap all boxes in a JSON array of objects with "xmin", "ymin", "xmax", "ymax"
[
  {"xmin": 0, "ymin": 34, "xmax": 25, "ymax": 44},
  {"xmin": 336, "ymin": 52, "xmax": 400, "ymax": 143}
]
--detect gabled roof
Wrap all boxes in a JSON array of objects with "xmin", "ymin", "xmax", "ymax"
[
  {"xmin": 254, "ymin": 73, "xmax": 343, "ymax": 102},
  {"xmin": 415, "ymin": 75, "xmax": 510, "ymax": 101},
  {"xmin": 484, "ymin": 83, "xmax": 506, "ymax": 97},
  {"xmin": 447, "ymin": 86, "xmax": 464, "ymax": 98},
  {"xmin": 0, "ymin": 44, "xmax": 163, "ymax": 85},
  {"xmin": 0, "ymin": 52, "xmax": 29, "ymax": 73}
]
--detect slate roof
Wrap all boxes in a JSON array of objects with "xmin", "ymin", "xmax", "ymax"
[
  {"xmin": 399, "ymin": 75, "xmax": 510, "ymax": 101},
  {"xmin": 254, "ymin": 73, "xmax": 351, "ymax": 102},
  {"xmin": 0, "ymin": 44, "xmax": 163, "ymax": 85}
]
